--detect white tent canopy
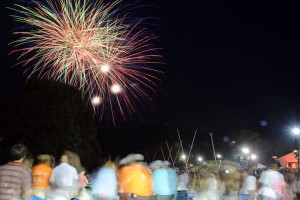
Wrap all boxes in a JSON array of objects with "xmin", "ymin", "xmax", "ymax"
[{"xmin": 257, "ymin": 163, "xmax": 267, "ymax": 169}]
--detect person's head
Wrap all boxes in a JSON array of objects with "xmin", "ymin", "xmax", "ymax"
[
  {"xmin": 119, "ymin": 154, "xmax": 144, "ymax": 165},
  {"xmin": 36, "ymin": 154, "xmax": 54, "ymax": 167},
  {"xmin": 9, "ymin": 144, "xmax": 28, "ymax": 161},
  {"xmin": 60, "ymin": 155, "xmax": 68, "ymax": 163},
  {"xmin": 104, "ymin": 160, "xmax": 116, "ymax": 170},
  {"xmin": 149, "ymin": 160, "xmax": 164, "ymax": 171},
  {"xmin": 63, "ymin": 150, "xmax": 83, "ymax": 173},
  {"xmin": 163, "ymin": 161, "xmax": 172, "ymax": 168},
  {"xmin": 23, "ymin": 157, "xmax": 34, "ymax": 168}
]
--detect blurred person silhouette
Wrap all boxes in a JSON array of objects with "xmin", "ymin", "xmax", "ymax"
[
  {"xmin": 63, "ymin": 150, "xmax": 89, "ymax": 189},
  {"xmin": 23, "ymin": 152, "xmax": 34, "ymax": 169},
  {"xmin": 0, "ymin": 144, "xmax": 32, "ymax": 200},
  {"xmin": 164, "ymin": 161, "xmax": 179, "ymax": 198},
  {"xmin": 239, "ymin": 169, "xmax": 257, "ymax": 200},
  {"xmin": 31, "ymin": 154, "xmax": 54, "ymax": 199},
  {"xmin": 118, "ymin": 154, "xmax": 154, "ymax": 200},
  {"xmin": 187, "ymin": 173, "xmax": 199, "ymax": 200},
  {"xmin": 92, "ymin": 160, "xmax": 118, "ymax": 200},
  {"xmin": 222, "ymin": 169, "xmax": 240, "ymax": 200},
  {"xmin": 150, "ymin": 160, "xmax": 178, "ymax": 200},
  {"xmin": 296, "ymin": 174, "xmax": 300, "ymax": 199},
  {"xmin": 48, "ymin": 154, "xmax": 79, "ymax": 199},
  {"xmin": 283, "ymin": 172, "xmax": 296, "ymax": 200},
  {"xmin": 259, "ymin": 166, "xmax": 285, "ymax": 200},
  {"xmin": 196, "ymin": 172, "xmax": 220, "ymax": 200},
  {"xmin": 177, "ymin": 167, "xmax": 189, "ymax": 200}
]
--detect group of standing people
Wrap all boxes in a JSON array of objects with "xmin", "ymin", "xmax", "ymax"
[
  {"xmin": 1, "ymin": 143, "xmax": 300, "ymax": 200},
  {"xmin": 0, "ymin": 144, "xmax": 88, "ymax": 200}
]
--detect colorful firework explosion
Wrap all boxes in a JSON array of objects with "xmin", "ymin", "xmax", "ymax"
[{"xmin": 9, "ymin": 0, "xmax": 162, "ymax": 122}]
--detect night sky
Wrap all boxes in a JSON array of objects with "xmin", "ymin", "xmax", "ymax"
[{"xmin": 1, "ymin": 0, "xmax": 300, "ymax": 159}]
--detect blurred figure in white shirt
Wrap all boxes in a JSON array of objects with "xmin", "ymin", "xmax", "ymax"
[
  {"xmin": 239, "ymin": 169, "xmax": 257, "ymax": 200},
  {"xmin": 49, "ymin": 155, "xmax": 79, "ymax": 199},
  {"xmin": 177, "ymin": 168, "xmax": 189, "ymax": 200},
  {"xmin": 259, "ymin": 168, "xmax": 285, "ymax": 200}
]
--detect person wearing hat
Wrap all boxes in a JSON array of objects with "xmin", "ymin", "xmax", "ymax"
[
  {"xmin": 118, "ymin": 154, "xmax": 154, "ymax": 200},
  {"xmin": 150, "ymin": 160, "xmax": 178, "ymax": 200}
]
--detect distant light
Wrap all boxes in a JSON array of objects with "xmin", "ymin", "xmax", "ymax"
[
  {"xmin": 251, "ymin": 154, "xmax": 257, "ymax": 160},
  {"xmin": 292, "ymin": 127, "xmax": 300, "ymax": 135},
  {"xmin": 181, "ymin": 154, "xmax": 186, "ymax": 160},
  {"xmin": 92, "ymin": 96, "xmax": 102, "ymax": 105},
  {"xmin": 260, "ymin": 120, "xmax": 268, "ymax": 127},
  {"xmin": 198, "ymin": 157, "xmax": 203, "ymax": 162},
  {"xmin": 100, "ymin": 64, "xmax": 110, "ymax": 73},
  {"xmin": 225, "ymin": 169, "xmax": 229, "ymax": 174},
  {"xmin": 217, "ymin": 154, "xmax": 222, "ymax": 159},
  {"xmin": 111, "ymin": 84, "xmax": 121, "ymax": 94},
  {"xmin": 223, "ymin": 136, "xmax": 230, "ymax": 142},
  {"xmin": 242, "ymin": 147, "xmax": 250, "ymax": 154}
]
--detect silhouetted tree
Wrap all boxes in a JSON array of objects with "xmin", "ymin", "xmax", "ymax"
[
  {"xmin": 231, "ymin": 130, "xmax": 263, "ymax": 161},
  {"xmin": 0, "ymin": 80, "xmax": 102, "ymax": 169},
  {"xmin": 229, "ymin": 130, "xmax": 273, "ymax": 165}
]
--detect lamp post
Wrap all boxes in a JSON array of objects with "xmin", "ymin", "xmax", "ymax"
[
  {"xmin": 242, "ymin": 147, "xmax": 250, "ymax": 168},
  {"xmin": 217, "ymin": 154, "xmax": 222, "ymax": 164},
  {"xmin": 292, "ymin": 127, "xmax": 300, "ymax": 173},
  {"xmin": 250, "ymin": 154, "xmax": 257, "ymax": 168}
]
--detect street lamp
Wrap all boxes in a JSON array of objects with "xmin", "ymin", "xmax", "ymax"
[
  {"xmin": 292, "ymin": 127, "xmax": 300, "ymax": 173},
  {"xmin": 197, "ymin": 156, "xmax": 203, "ymax": 162},
  {"xmin": 292, "ymin": 128, "xmax": 300, "ymax": 135},
  {"xmin": 216, "ymin": 154, "xmax": 222, "ymax": 164},
  {"xmin": 181, "ymin": 154, "xmax": 186, "ymax": 160},
  {"xmin": 251, "ymin": 154, "xmax": 257, "ymax": 160},
  {"xmin": 241, "ymin": 147, "xmax": 251, "ymax": 168},
  {"xmin": 242, "ymin": 147, "xmax": 250, "ymax": 155}
]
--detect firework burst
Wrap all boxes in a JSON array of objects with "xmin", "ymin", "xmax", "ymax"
[{"xmin": 9, "ymin": 0, "xmax": 162, "ymax": 122}]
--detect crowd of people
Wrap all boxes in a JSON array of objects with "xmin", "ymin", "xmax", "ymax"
[{"xmin": 1, "ymin": 144, "xmax": 300, "ymax": 200}]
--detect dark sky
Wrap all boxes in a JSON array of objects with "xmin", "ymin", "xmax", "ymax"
[{"xmin": 1, "ymin": 0, "xmax": 300, "ymax": 159}]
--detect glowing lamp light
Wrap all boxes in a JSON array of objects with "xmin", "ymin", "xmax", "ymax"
[
  {"xmin": 242, "ymin": 147, "xmax": 250, "ymax": 154},
  {"xmin": 181, "ymin": 154, "xmax": 186, "ymax": 160},
  {"xmin": 111, "ymin": 84, "xmax": 121, "ymax": 94},
  {"xmin": 251, "ymin": 154, "xmax": 257, "ymax": 160},
  {"xmin": 292, "ymin": 127, "xmax": 300, "ymax": 135},
  {"xmin": 100, "ymin": 64, "xmax": 110, "ymax": 73},
  {"xmin": 217, "ymin": 154, "xmax": 222, "ymax": 159},
  {"xmin": 92, "ymin": 96, "xmax": 102, "ymax": 105},
  {"xmin": 198, "ymin": 157, "xmax": 203, "ymax": 162}
]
